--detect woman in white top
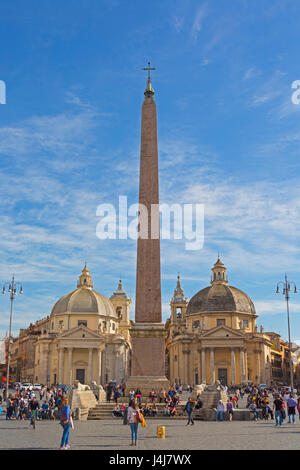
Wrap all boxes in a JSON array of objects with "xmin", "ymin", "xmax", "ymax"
[{"xmin": 127, "ymin": 400, "xmax": 139, "ymax": 446}]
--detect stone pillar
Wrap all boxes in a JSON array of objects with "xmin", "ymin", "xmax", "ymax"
[
  {"xmin": 240, "ymin": 348, "xmax": 245, "ymax": 383},
  {"xmin": 201, "ymin": 348, "xmax": 206, "ymax": 383},
  {"xmin": 210, "ymin": 348, "xmax": 215, "ymax": 384},
  {"xmin": 46, "ymin": 343, "xmax": 51, "ymax": 386},
  {"xmin": 244, "ymin": 350, "xmax": 248, "ymax": 380},
  {"xmin": 186, "ymin": 350, "xmax": 190, "ymax": 385},
  {"xmin": 114, "ymin": 347, "xmax": 121, "ymax": 383},
  {"xmin": 260, "ymin": 350, "xmax": 265, "ymax": 383},
  {"xmin": 256, "ymin": 351, "xmax": 261, "ymax": 384},
  {"xmin": 88, "ymin": 348, "xmax": 93, "ymax": 384},
  {"xmin": 68, "ymin": 348, "xmax": 73, "ymax": 385},
  {"xmin": 182, "ymin": 350, "xmax": 190, "ymax": 385},
  {"xmin": 97, "ymin": 349, "xmax": 102, "ymax": 385},
  {"xmin": 58, "ymin": 348, "xmax": 64, "ymax": 384},
  {"xmin": 231, "ymin": 348, "xmax": 236, "ymax": 385}
]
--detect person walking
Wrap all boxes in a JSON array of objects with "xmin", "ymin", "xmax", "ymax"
[
  {"xmin": 215, "ymin": 400, "xmax": 225, "ymax": 422},
  {"xmin": 28, "ymin": 396, "xmax": 40, "ymax": 429},
  {"xmin": 6, "ymin": 395, "xmax": 13, "ymax": 420},
  {"xmin": 127, "ymin": 400, "xmax": 139, "ymax": 446},
  {"xmin": 184, "ymin": 398, "xmax": 195, "ymax": 425},
  {"xmin": 287, "ymin": 394, "xmax": 297, "ymax": 424},
  {"xmin": 273, "ymin": 395, "xmax": 284, "ymax": 427},
  {"xmin": 60, "ymin": 398, "xmax": 73, "ymax": 450}
]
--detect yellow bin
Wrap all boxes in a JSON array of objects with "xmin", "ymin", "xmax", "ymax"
[{"xmin": 157, "ymin": 426, "xmax": 166, "ymax": 439}]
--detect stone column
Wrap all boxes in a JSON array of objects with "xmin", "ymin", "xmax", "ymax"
[
  {"xmin": 240, "ymin": 348, "xmax": 245, "ymax": 383},
  {"xmin": 114, "ymin": 347, "xmax": 121, "ymax": 383},
  {"xmin": 58, "ymin": 348, "xmax": 64, "ymax": 384},
  {"xmin": 256, "ymin": 350, "xmax": 261, "ymax": 384},
  {"xmin": 201, "ymin": 348, "xmax": 206, "ymax": 383},
  {"xmin": 46, "ymin": 343, "xmax": 51, "ymax": 386},
  {"xmin": 244, "ymin": 350, "xmax": 248, "ymax": 380},
  {"xmin": 210, "ymin": 348, "xmax": 215, "ymax": 384},
  {"xmin": 231, "ymin": 348, "xmax": 236, "ymax": 385},
  {"xmin": 88, "ymin": 348, "xmax": 93, "ymax": 384},
  {"xmin": 68, "ymin": 348, "xmax": 73, "ymax": 385},
  {"xmin": 97, "ymin": 349, "xmax": 102, "ymax": 385},
  {"xmin": 182, "ymin": 350, "xmax": 190, "ymax": 385},
  {"xmin": 260, "ymin": 350, "xmax": 265, "ymax": 383},
  {"xmin": 186, "ymin": 350, "xmax": 190, "ymax": 385}
]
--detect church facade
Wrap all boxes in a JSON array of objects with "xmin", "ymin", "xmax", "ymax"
[
  {"xmin": 31, "ymin": 265, "xmax": 132, "ymax": 386},
  {"xmin": 166, "ymin": 258, "xmax": 274, "ymax": 387}
]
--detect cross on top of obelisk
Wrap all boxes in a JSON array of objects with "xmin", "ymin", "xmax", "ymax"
[
  {"xmin": 141, "ymin": 61, "xmax": 156, "ymax": 79},
  {"xmin": 141, "ymin": 61, "xmax": 156, "ymax": 96}
]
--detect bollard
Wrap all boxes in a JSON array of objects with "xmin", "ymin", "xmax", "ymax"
[{"xmin": 156, "ymin": 425, "xmax": 165, "ymax": 439}]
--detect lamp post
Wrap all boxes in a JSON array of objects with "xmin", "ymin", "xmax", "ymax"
[
  {"xmin": 2, "ymin": 275, "xmax": 23, "ymax": 394},
  {"xmin": 276, "ymin": 274, "xmax": 297, "ymax": 392}
]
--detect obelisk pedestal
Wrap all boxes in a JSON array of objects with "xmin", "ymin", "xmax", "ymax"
[
  {"xmin": 126, "ymin": 323, "xmax": 169, "ymax": 395},
  {"xmin": 126, "ymin": 65, "xmax": 169, "ymax": 395}
]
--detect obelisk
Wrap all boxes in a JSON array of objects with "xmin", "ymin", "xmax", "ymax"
[{"xmin": 126, "ymin": 63, "xmax": 169, "ymax": 395}]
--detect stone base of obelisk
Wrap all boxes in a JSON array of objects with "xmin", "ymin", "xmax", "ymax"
[
  {"xmin": 126, "ymin": 376, "xmax": 170, "ymax": 397},
  {"xmin": 126, "ymin": 323, "xmax": 170, "ymax": 396}
]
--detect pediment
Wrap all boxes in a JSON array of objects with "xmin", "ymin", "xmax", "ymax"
[
  {"xmin": 201, "ymin": 326, "xmax": 244, "ymax": 338},
  {"xmin": 60, "ymin": 325, "xmax": 103, "ymax": 340}
]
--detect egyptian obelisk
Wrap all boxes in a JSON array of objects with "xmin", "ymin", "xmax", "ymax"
[{"xmin": 126, "ymin": 63, "xmax": 169, "ymax": 394}]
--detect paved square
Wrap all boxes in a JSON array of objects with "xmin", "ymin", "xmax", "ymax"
[{"xmin": 1, "ymin": 415, "xmax": 300, "ymax": 450}]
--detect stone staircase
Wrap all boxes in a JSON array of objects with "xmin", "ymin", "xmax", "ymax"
[
  {"xmin": 87, "ymin": 402, "xmax": 187, "ymax": 420},
  {"xmin": 200, "ymin": 388, "xmax": 228, "ymax": 409}
]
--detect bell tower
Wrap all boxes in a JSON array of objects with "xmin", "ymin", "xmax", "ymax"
[
  {"xmin": 77, "ymin": 263, "xmax": 93, "ymax": 289},
  {"xmin": 210, "ymin": 257, "xmax": 228, "ymax": 285},
  {"xmin": 170, "ymin": 276, "xmax": 188, "ymax": 323}
]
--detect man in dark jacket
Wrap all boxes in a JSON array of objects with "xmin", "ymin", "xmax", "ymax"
[{"xmin": 184, "ymin": 398, "xmax": 195, "ymax": 425}]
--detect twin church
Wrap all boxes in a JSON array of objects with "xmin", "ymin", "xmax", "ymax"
[{"xmin": 11, "ymin": 258, "xmax": 273, "ymax": 388}]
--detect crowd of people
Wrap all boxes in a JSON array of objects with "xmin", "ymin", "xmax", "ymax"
[
  {"xmin": 214, "ymin": 384, "xmax": 300, "ymax": 424},
  {"xmin": 2, "ymin": 380, "xmax": 300, "ymax": 448},
  {"xmin": 245, "ymin": 385, "xmax": 300, "ymax": 425},
  {"xmin": 110, "ymin": 384, "xmax": 186, "ymax": 419},
  {"xmin": 0, "ymin": 384, "xmax": 75, "ymax": 449},
  {"xmin": 1, "ymin": 385, "xmax": 69, "ymax": 423}
]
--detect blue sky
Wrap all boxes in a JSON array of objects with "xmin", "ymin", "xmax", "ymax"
[{"xmin": 0, "ymin": 0, "xmax": 300, "ymax": 341}]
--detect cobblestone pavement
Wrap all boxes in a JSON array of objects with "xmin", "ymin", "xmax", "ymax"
[{"xmin": 1, "ymin": 413, "xmax": 300, "ymax": 450}]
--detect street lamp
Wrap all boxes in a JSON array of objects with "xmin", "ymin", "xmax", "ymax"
[
  {"xmin": 276, "ymin": 274, "xmax": 297, "ymax": 392},
  {"xmin": 2, "ymin": 275, "xmax": 23, "ymax": 394}
]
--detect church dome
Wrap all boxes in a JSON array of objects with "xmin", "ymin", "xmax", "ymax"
[
  {"xmin": 186, "ymin": 258, "xmax": 256, "ymax": 316},
  {"xmin": 50, "ymin": 265, "xmax": 117, "ymax": 318}
]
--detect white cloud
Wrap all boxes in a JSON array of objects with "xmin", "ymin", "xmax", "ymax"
[
  {"xmin": 172, "ymin": 15, "xmax": 184, "ymax": 33},
  {"xmin": 243, "ymin": 67, "xmax": 261, "ymax": 81},
  {"xmin": 191, "ymin": 5, "xmax": 208, "ymax": 41},
  {"xmin": 254, "ymin": 300, "xmax": 300, "ymax": 316}
]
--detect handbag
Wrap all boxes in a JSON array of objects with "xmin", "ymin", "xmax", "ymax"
[
  {"xmin": 136, "ymin": 410, "xmax": 143, "ymax": 423},
  {"xmin": 61, "ymin": 411, "xmax": 70, "ymax": 424}
]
